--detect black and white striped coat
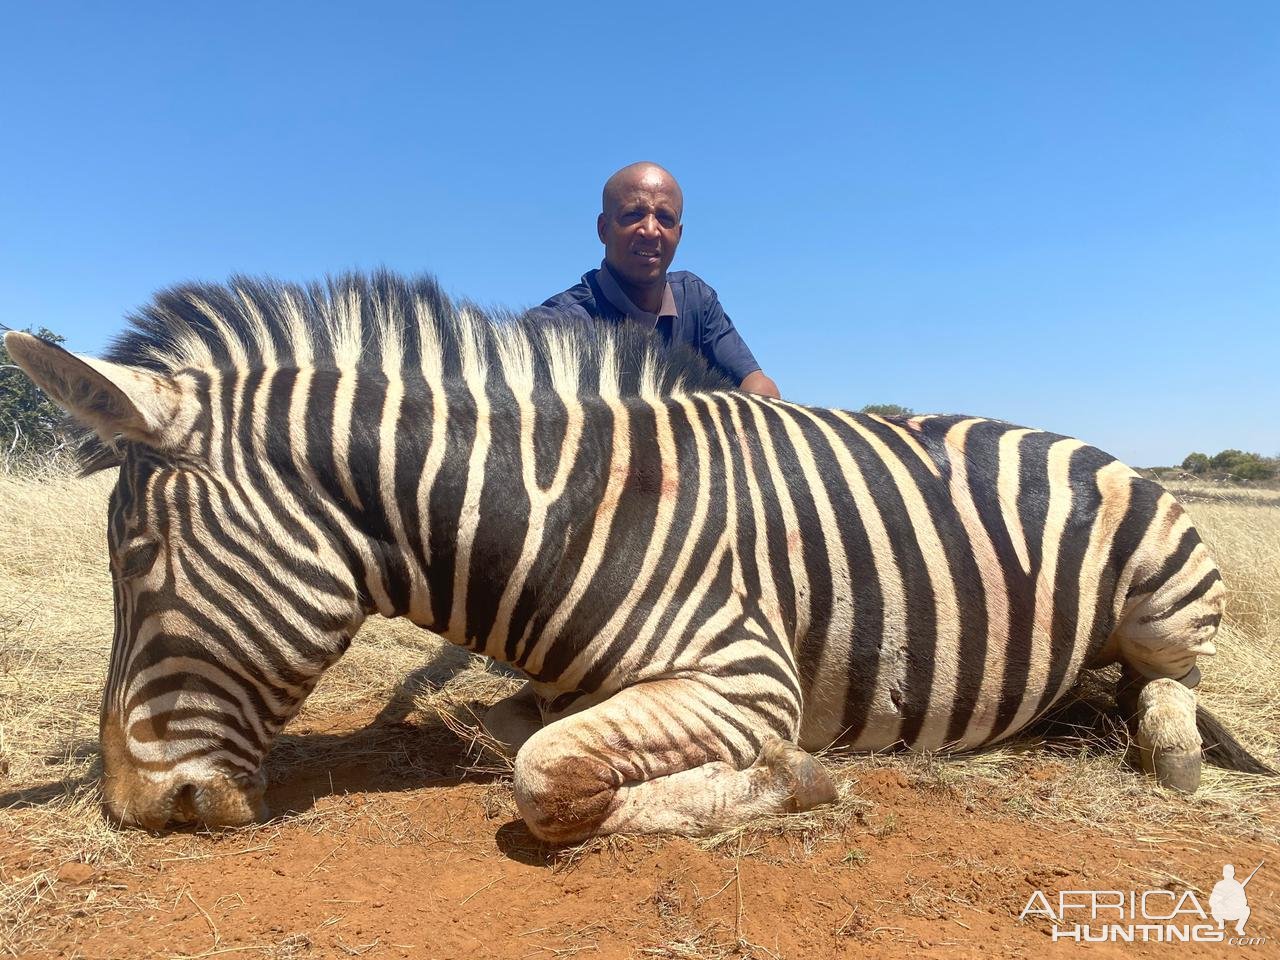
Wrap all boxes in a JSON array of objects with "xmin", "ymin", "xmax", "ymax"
[{"xmin": 6, "ymin": 272, "xmax": 1266, "ymax": 840}]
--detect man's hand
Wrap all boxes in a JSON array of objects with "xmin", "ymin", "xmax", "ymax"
[{"xmin": 740, "ymin": 370, "xmax": 781, "ymax": 399}]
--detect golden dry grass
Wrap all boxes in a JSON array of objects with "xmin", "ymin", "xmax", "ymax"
[{"xmin": 0, "ymin": 465, "xmax": 1277, "ymax": 955}]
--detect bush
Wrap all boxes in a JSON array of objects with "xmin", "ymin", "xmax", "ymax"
[
  {"xmin": 1231, "ymin": 457, "xmax": 1276, "ymax": 481},
  {"xmin": 1181, "ymin": 452, "xmax": 1210, "ymax": 474},
  {"xmin": 860, "ymin": 403, "xmax": 915, "ymax": 417},
  {"xmin": 1210, "ymin": 449, "xmax": 1248, "ymax": 470},
  {"xmin": 1180, "ymin": 448, "xmax": 1278, "ymax": 482},
  {"xmin": 0, "ymin": 327, "xmax": 68, "ymax": 458}
]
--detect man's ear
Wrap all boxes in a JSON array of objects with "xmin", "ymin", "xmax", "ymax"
[
  {"xmin": 597, "ymin": 212, "xmax": 607, "ymax": 244},
  {"xmin": 4, "ymin": 331, "xmax": 193, "ymax": 450}
]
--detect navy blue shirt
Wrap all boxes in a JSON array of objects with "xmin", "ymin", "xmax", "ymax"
[{"xmin": 530, "ymin": 264, "xmax": 762, "ymax": 384}]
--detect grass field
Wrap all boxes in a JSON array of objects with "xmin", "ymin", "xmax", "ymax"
[{"xmin": 1, "ymin": 465, "xmax": 1277, "ymax": 958}]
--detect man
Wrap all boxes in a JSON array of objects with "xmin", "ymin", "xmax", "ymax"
[{"xmin": 534, "ymin": 162, "xmax": 781, "ymax": 398}]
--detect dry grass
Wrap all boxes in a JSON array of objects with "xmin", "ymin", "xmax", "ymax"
[{"xmin": 1, "ymin": 464, "xmax": 1278, "ymax": 955}]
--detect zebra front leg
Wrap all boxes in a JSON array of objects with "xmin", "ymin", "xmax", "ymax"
[
  {"xmin": 595, "ymin": 735, "xmax": 838, "ymax": 838},
  {"xmin": 512, "ymin": 678, "xmax": 836, "ymax": 844},
  {"xmin": 1117, "ymin": 668, "xmax": 1202, "ymax": 792},
  {"xmin": 481, "ymin": 682, "xmax": 544, "ymax": 758}
]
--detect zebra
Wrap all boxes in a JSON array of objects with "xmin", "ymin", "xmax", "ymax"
[{"xmin": 6, "ymin": 272, "xmax": 1271, "ymax": 842}]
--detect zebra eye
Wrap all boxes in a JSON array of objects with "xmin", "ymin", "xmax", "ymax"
[{"xmin": 115, "ymin": 536, "xmax": 161, "ymax": 581}]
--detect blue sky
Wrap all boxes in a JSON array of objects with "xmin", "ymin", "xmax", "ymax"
[{"xmin": 1, "ymin": 2, "xmax": 1276, "ymax": 466}]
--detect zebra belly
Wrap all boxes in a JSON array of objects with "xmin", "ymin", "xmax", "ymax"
[
  {"xmin": 787, "ymin": 419, "xmax": 1140, "ymax": 756},
  {"xmin": 800, "ymin": 673, "xmax": 1077, "ymax": 754},
  {"xmin": 795, "ymin": 587, "xmax": 1098, "ymax": 756}
]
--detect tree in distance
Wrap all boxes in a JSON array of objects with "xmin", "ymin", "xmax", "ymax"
[
  {"xmin": 0, "ymin": 327, "xmax": 68, "ymax": 458},
  {"xmin": 860, "ymin": 403, "xmax": 915, "ymax": 417}
]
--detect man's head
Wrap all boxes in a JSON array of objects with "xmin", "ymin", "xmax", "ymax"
[{"xmin": 597, "ymin": 162, "xmax": 683, "ymax": 291}]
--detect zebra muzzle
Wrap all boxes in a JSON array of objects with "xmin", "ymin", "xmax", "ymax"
[
  {"xmin": 99, "ymin": 721, "xmax": 268, "ymax": 830},
  {"xmin": 102, "ymin": 772, "xmax": 268, "ymax": 831}
]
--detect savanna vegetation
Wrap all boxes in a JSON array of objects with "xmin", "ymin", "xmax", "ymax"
[
  {"xmin": 1177, "ymin": 449, "xmax": 1279, "ymax": 482},
  {"xmin": 0, "ymin": 329, "xmax": 70, "ymax": 463}
]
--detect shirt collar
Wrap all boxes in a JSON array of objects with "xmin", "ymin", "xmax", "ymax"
[{"xmin": 596, "ymin": 261, "xmax": 678, "ymax": 327}]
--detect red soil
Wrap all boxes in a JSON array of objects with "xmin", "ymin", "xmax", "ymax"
[{"xmin": 4, "ymin": 712, "xmax": 1275, "ymax": 960}]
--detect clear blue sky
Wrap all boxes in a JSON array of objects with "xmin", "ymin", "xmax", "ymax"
[{"xmin": 2, "ymin": 2, "xmax": 1276, "ymax": 466}]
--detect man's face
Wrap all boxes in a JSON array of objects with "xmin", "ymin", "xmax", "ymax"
[{"xmin": 597, "ymin": 172, "xmax": 683, "ymax": 288}]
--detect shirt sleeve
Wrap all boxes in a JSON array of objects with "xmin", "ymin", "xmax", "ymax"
[
  {"xmin": 699, "ymin": 284, "xmax": 762, "ymax": 384},
  {"xmin": 525, "ymin": 299, "xmax": 592, "ymax": 325},
  {"xmin": 523, "ymin": 303, "xmax": 562, "ymax": 323}
]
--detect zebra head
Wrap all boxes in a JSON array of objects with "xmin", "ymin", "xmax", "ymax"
[{"xmin": 5, "ymin": 331, "xmax": 365, "ymax": 830}]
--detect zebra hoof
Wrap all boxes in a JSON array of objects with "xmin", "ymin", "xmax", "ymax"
[
  {"xmin": 754, "ymin": 737, "xmax": 838, "ymax": 812},
  {"xmin": 1151, "ymin": 747, "xmax": 1202, "ymax": 793}
]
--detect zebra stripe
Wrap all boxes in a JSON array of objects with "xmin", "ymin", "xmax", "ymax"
[{"xmin": 7, "ymin": 271, "xmax": 1245, "ymax": 832}]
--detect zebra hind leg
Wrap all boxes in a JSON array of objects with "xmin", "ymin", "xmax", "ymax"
[
  {"xmin": 1116, "ymin": 668, "xmax": 1202, "ymax": 793},
  {"xmin": 1112, "ymin": 500, "xmax": 1224, "ymax": 793},
  {"xmin": 512, "ymin": 678, "xmax": 836, "ymax": 844}
]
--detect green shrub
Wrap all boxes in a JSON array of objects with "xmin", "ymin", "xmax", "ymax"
[
  {"xmin": 1181, "ymin": 452, "xmax": 1210, "ymax": 474},
  {"xmin": 860, "ymin": 403, "xmax": 915, "ymax": 417},
  {"xmin": 1181, "ymin": 448, "xmax": 1279, "ymax": 482},
  {"xmin": 1210, "ymin": 449, "xmax": 1248, "ymax": 470},
  {"xmin": 0, "ymin": 327, "xmax": 67, "ymax": 458}
]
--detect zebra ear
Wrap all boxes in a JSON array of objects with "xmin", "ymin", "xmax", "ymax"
[{"xmin": 4, "ymin": 331, "xmax": 191, "ymax": 450}]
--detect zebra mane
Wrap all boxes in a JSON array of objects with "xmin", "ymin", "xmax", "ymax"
[
  {"xmin": 75, "ymin": 271, "xmax": 734, "ymax": 474},
  {"xmin": 106, "ymin": 271, "xmax": 732, "ymax": 391}
]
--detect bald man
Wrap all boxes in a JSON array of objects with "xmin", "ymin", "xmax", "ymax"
[{"xmin": 534, "ymin": 162, "xmax": 780, "ymax": 398}]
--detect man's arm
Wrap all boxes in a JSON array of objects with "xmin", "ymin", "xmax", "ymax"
[
  {"xmin": 697, "ymin": 280, "xmax": 781, "ymax": 398},
  {"xmin": 739, "ymin": 369, "xmax": 781, "ymax": 398}
]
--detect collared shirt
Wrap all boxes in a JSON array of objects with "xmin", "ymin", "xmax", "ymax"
[
  {"xmin": 530, "ymin": 263, "xmax": 762, "ymax": 384},
  {"xmin": 593, "ymin": 262, "xmax": 679, "ymax": 330}
]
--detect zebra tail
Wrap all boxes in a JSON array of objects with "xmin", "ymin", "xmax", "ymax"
[{"xmin": 1197, "ymin": 705, "xmax": 1277, "ymax": 776}]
